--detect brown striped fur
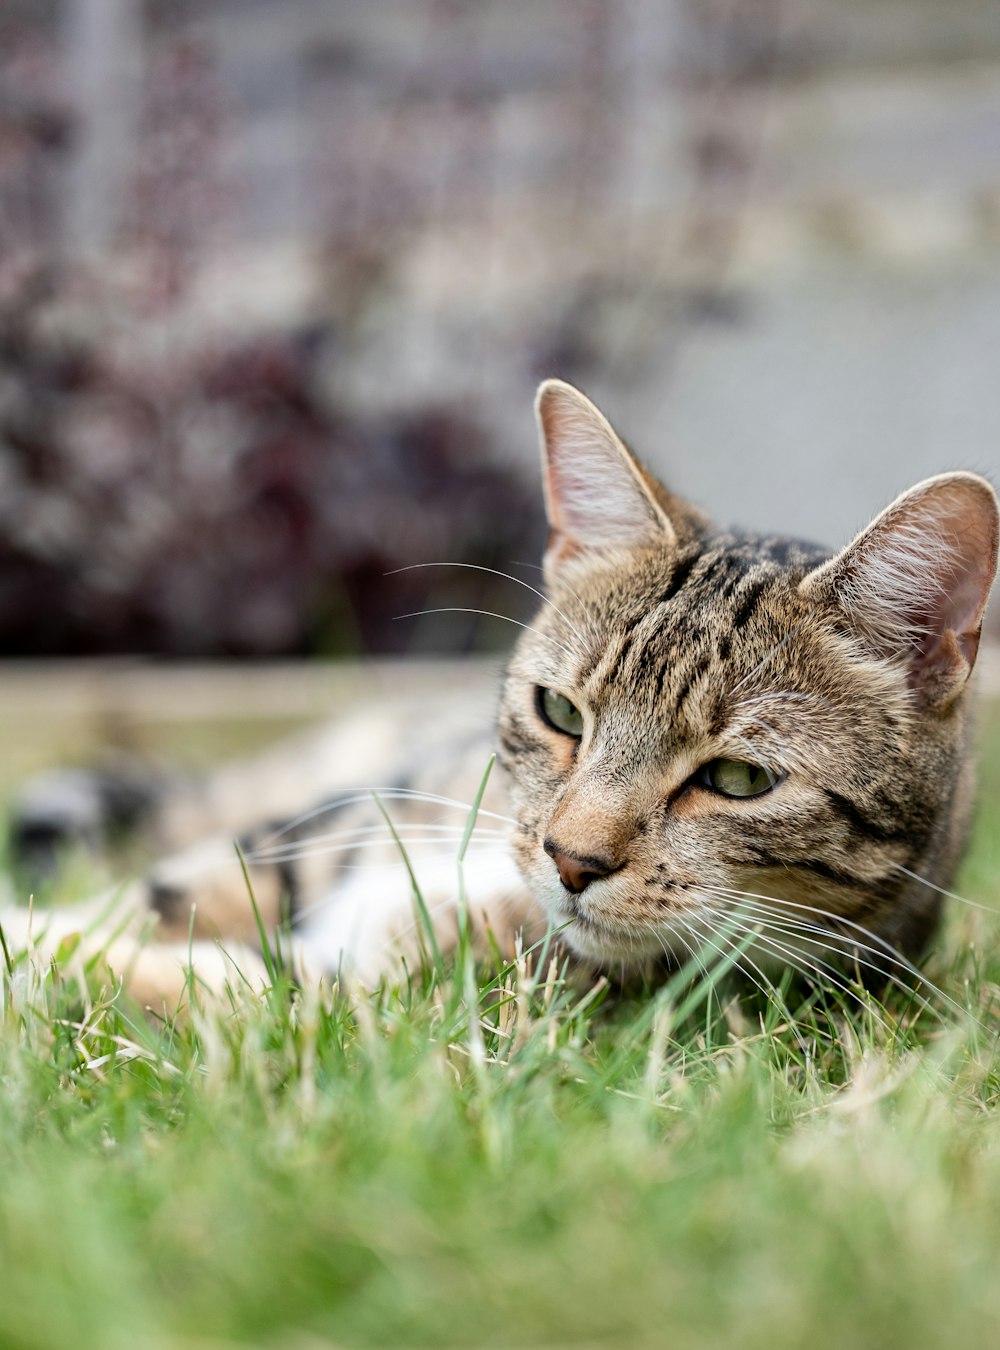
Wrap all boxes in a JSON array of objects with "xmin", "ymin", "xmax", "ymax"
[{"xmin": 3, "ymin": 380, "xmax": 997, "ymax": 1005}]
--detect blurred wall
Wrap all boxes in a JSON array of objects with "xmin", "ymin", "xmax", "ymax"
[{"xmin": 1, "ymin": 0, "xmax": 998, "ymax": 654}]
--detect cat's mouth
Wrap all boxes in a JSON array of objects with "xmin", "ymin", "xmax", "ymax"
[
  {"xmin": 552, "ymin": 889, "xmax": 664, "ymax": 964},
  {"xmin": 555, "ymin": 891, "xmax": 611, "ymax": 938},
  {"xmin": 559, "ymin": 900, "xmax": 597, "ymax": 930}
]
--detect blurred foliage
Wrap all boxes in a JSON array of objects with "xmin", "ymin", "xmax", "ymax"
[
  {"xmin": 4, "ymin": 0, "xmax": 994, "ymax": 655},
  {"xmin": 0, "ymin": 4, "xmax": 546, "ymax": 656},
  {"xmin": 0, "ymin": 261, "xmax": 542, "ymax": 654}
]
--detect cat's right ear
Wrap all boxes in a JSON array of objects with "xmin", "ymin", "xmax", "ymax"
[
  {"xmin": 800, "ymin": 471, "xmax": 999, "ymax": 709},
  {"xmin": 535, "ymin": 380, "xmax": 678, "ymax": 573}
]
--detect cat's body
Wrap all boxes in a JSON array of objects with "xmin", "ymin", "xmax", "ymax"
[{"xmin": 4, "ymin": 381, "xmax": 997, "ymax": 1008}]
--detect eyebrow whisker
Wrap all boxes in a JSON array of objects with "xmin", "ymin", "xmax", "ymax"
[{"xmin": 386, "ymin": 562, "xmax": 589, "ymax": 650}]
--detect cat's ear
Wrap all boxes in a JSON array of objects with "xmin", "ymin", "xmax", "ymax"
[
  {"xmin": 800, "ymin": 472, "xmax": 999, "ymax": 708},
  {"xmin": 535, "ymin": 379, "xmax": 679, "ymax": 570}
]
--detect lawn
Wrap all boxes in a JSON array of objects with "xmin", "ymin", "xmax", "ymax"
[{"xmin": 2, "ymin": 700, "xmax": 1000, "ymax": 1350}]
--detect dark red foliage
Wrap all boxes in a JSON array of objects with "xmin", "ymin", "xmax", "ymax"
[{"xmin": 0, "ymin": 264, "xmax": 542, "ymax": 656}]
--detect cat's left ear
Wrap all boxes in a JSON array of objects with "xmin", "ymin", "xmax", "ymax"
[
  {"xmin": 535, "ymin": 379, "xmax": 706, "ymax": 574},
  {"xmin": 800, "ymin": 472, "xmax": 999, "ymax": 708}
]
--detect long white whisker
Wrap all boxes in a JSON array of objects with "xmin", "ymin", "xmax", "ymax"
[
  {"xmin": 251, "ymin": 837, "xmax": 505, "ymax": 867},
  {"xmin": 255, "ymin": 789, "xmax": 520, "ymax": 846},
  {"xmin": 892, "ymin": 864, "xmax": 999, "ymax": 916},
  {"xmin": 689, "ymin": 900, "xmax": 847, "ymax": 1014},
  {"xmin": 386, "ymin": 562, "xmax": 589, "ymax": 651},
  {"xmin": 729, "ymin": 620, "xmax": 808, "ymax": 695},
  {"xmin": 282, "ymin": 846, "xmax": 505, "ymax": 875},
  {"xmin": 665, "ymin": 922, "xmax": 710, "ymax": 982},
  {"xmin": 703, "ymin": 909, "xmax": 901, "ymax": 1032},
  {"xmin": 703, "ymin": 883, "xmax": 933, "ymax": 988},
  {"xmin": 700, "ymin": 903, "xmax": 883, "ymax": 1008},
  {"xmin": 706, "ymin": 892, "xmax": 889, "ymax": 952},
  {"xmin": 393, "ymin": 608, "xmax": 577, "ymax": 659},
  {"xmin": 288, "ymin": 847, "xmax": 515, "ymax": 930},
  {"xmin": 714, "ymin": 899, "xmax": 894, "ymax": 962},
  {"xmin": 702, "ymin": 884, "xmax": 971, "ymax": 1025},
  {"xmin": 678, "ymin": 912, "xmax": 780, "ymax": 1006},
  {"xmin": 507, "ymin": 559, "xmax": 591, "ymax": 613},
  {"xmin": 250, "ymin": 821, "xmax": 505, "ymax": 862}
]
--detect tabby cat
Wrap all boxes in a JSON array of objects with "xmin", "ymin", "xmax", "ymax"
[{"xmin": 4, "ymin": 380, "xmax": 998, "ymax": 1008}]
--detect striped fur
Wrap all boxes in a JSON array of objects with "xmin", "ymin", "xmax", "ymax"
[
  {"xmin": 4, "ymin": 380, "xmax": 997, "ymax": 1004},
  {"xmin": 500, "ymin": 381, "xmax": 997, "ymax": 981}
]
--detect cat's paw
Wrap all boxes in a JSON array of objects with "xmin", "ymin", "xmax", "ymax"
[
  {"xmin": 143, "ymin": 837, "xmax": 286, "ymax": 942},
  {"xmin": 113, "ymin": 938, "xmax": 274, "ymax": 1013}
]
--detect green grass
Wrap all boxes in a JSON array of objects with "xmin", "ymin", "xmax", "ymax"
[{"xmin": 3, "ymin": 712, "xmax": 1000, "ymax": 1349}]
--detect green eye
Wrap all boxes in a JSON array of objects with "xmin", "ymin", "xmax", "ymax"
[
  {"xmin": 538, "ymin": 687, "xmax": 585, "ymax": 737},
  {"xmin": 701, "ymin": 759, "xmax": 779, "ymax": 799}
]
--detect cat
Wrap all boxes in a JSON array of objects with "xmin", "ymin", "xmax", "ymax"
[{"xmin": 3, "ymin": 379, "xmax": 998, "ymax": 1009}]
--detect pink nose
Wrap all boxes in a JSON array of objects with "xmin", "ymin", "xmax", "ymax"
[{"xmin": 543, "ymin": 838, "xmax": 617, "ymax": 894}]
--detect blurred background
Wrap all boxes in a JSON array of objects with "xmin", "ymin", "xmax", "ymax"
[{"xmin": 2, "ymin": 0, "xmax": 1000, "ymax": 663}]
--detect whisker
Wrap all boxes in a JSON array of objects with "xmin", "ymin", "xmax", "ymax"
[
  {"xmin": 715, "ymin": 901, "xmax": 891, "ymax": 963},
  {"xmin": 698, "ymin": 901, "xmax": 869, "ymax": 997},
  {"xmin": 250, "ymin": 821, "xmax": 505, "ymax": 862},
  {"xmin": 286, "ymin": 851, "xmax": 503, "ymax": 875},
  {"xmin": 688, "ymin": 899, "xmax": 862, "ymax": 1014},
  {"xmin": 251, "ymin": 837, "xmax": 505, "ymax": 867},
  {"xmin": 892, "ymin": 864, "xmax": 1000, "ymax": 916},
  {"xmin": 665, "ymin": 922, "xmax": 710, "ymax": 982},
  {"xmin": 670, "ymin": 915, "xmax": 734, "ymax": 982},
  {"xmin": 728, "ymin": 620, "xmax": 808, "ymax": 696},
  {"xmin": 703, "ymin": 883, "xmax": 933, "ymax": 987},
  {"xmin": 507, "ymin": 559, "xmax": 591, "ymax": 613},
  {"xmin": 700, "ymin": 908, "xmax": 901, "ymax": 1033},
  {"xmin": 702, "ymin": 884, "xmax": 972, "ymax": 1025},
  {"xmin": 678, "ymin": 912, "xmax": 782, "ymax": 1007},
  {"xmin": 254, "ymin": 789, "xmax": 520, "ymax": 846},
  {"xmin": 386, "ymin": 562, "xmax": 589, "ymax": 651},
  {"xmin": 289, "ymin": 848, "xmax": 515, "ymax": 930},
  {"xmin": 704, "ymin": 888, "xmax": 904, "ymax": 971},
  {"xmin": 704, "ymin": 923, "xmax": 866, "ymax": 1027},
  {"xmin": 393, "ymin": 607, "xmax": 578, "ymax": 659}
]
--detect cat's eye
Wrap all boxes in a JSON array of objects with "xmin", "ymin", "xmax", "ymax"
[
  {"xmin": 538, "ymin": 687, "xmax": 584, "ymax": 738},
  {"xmin": 699, "ymin": 759, "xmax": 779, "ymax": 799}
]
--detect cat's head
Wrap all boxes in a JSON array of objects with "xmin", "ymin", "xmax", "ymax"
[{"xmin": 497, "ymin": 380, "xmax": 999, "ymax": 977}]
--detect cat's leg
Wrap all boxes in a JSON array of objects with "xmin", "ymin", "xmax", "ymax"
[
  {"xmin": 295, "ymin": 844, "xmax": 536, "ymax": 986},
  {"xmin": 2, "ymin": 824, "xmax": 535, "ymax": 1003},
  {"xmin": 0, "ymin": 891, "xmax": 273, "ymax": 1012},
  {"xmin": 149, "ymin": 841, "xmax": 536, "ymax": 982},
  {"xmin": 105, "ymin": 823, "xmax": 537, "ymax": 989},
  {"xmin": 116, "ymin": 738, "xmax": 533, "ymax": 983},
  {"xmin": 9, "ymin": 757, "xmax": 173, "ymax": 878},
  {"xmin": 5, "ymin": 704, "xmax": 530, "ymax": 995},
  {"xmin": 114, "ymin": 937, "xmax": 273, "ymax": 1012}
]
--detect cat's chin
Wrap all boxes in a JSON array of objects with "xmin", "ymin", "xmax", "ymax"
[{"xmin": 554, "ymin": 908, "xmax": 677, "ymax": 968}]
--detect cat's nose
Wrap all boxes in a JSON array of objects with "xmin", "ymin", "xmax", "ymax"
[{"xmin": 543, "ymin": 837, "xmax": 617, "ymax": 894}]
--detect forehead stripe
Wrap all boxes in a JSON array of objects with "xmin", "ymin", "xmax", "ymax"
[
  {"xmin": 731, "ymin": 575, "xmax": 774, "ymax": 630},
  {"xmin": 658, "ymin": 551, "xmax": 701, "ymax": 604}
]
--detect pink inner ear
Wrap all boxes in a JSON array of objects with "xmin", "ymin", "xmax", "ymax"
[
  {"xmin": 537, "ymin": 382, "xmax": 673, "ymax": 553},
  {"xmin": 913, "ymin": 483, "xmax": 997, "ymax": 640},
  {"xmin": 835, "ymin": 474, "xmax": 999, "ymax": 701}
]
